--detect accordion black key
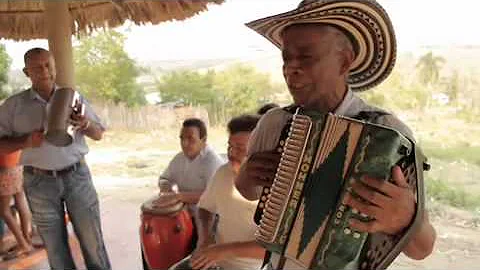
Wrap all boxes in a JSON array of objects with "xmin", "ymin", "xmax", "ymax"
[{"xmin": 254, "ymin": 108, "xmax": 428, "ymax": 270}]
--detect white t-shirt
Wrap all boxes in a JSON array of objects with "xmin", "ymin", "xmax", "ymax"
[{"xmin": 197, "ymin": 163, "xmax": 263, "ymax": 270}]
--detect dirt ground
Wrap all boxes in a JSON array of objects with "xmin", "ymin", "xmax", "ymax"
[{"xmin": 84, "ymin": 140, "xmax": 480, "ymax": 270}]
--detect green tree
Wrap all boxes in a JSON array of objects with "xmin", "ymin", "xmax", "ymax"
[
  {"xmin": 213, "ymin": 64, "xmax": 273, "ymax": 121},
  {"xmin": 361, "ymin": 67, "xmax": 429, "ymax": 110},
  {"xmin": 74, "ymin": 30, "xmax": 145, "ymax": 106},
  {"xmin": 157, "ymin": 69, "xmax": 216, "ymax": 105},
  {"xmin": 416, "ymin": 51, "xmax": 445, "ymax": 86},
  {"xmin": 0, "ymin": 44, "xmax": 12, "ymax": 99},
  {"xmin": 443, "ymin": 70, "xmax": 460, "ymax": 104},
  {"xmin": 156, "ymin": 64, "xmax": 278, "ymax": 124}
]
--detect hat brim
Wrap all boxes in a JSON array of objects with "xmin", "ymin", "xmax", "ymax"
[{"xmin": 246, "ymin": 0, "xmax": 396, "ymax": 92}]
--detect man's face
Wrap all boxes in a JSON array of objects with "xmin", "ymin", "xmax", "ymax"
[
  {"xmin": 23, "ymin": 51, "xmax": 56, "ymax": 91},
  {"xmin": 281, "ymin": 24, "xmax": 350, "ymax": 110},
  {"xmin": 180, "ymin": 126, "xmax": 206, "ymax": 159},
  {"xmin": 227, "ymin": 131, "xmax": 251, "ymax": 166}
]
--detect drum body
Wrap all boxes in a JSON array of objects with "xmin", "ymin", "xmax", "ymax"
[{"xmin": 140, "ymin": 195, "xmax": 193, "ymax": 270}]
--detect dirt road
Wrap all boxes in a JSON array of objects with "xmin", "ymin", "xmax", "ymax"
[{"xmin": 93, "ymin": 175, "xmax": 480, "ymax": 270}]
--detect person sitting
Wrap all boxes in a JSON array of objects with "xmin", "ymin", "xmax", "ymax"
[
  {"xmin": 157, "ymin": 118, "xmax": 224, "ymax": 251},
  {"xmin": 190, "ymin": 114, "xmax": 264, "ymax": 270}
]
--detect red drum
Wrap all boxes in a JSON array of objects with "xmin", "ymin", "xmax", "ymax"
[{"xmin": 140, "ymin": 194, "xmax": 193, "ymax": 270}]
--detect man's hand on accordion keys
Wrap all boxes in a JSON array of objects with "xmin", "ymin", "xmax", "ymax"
[
  {"xmin": 235, "ymin": 150, "xmax": 281, "ymax": 201},
  {"xmin": 344, "ymin": 165, "xmax": 416, "ymax": 235}
]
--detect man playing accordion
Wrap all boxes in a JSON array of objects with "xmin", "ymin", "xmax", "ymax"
[{"xmin": 235, "ymin": 0, "xmax": 436, "ymax": 269}]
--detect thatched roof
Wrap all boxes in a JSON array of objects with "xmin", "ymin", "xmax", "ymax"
[{"xmin": 0, "ymin": 0, "xmax": 224, "ymax": 41}]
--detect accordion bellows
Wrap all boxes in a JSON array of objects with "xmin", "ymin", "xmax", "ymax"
[{"xmin": 255, "ymin": 108, "xmax": 426, "ymax": 269}]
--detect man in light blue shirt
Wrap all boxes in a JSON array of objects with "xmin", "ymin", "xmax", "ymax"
[
  {"xmin": 0, "ymin": 48, "xmax": 111, "ymax": 269},
  {"xmin": 159, "ymin": 118, "xmax": 224, "ymax": 252}
]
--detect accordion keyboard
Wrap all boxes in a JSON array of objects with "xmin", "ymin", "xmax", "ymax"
[{"xmin": 257, "ymin": 114, "xmax": 313, "ymax": 244}]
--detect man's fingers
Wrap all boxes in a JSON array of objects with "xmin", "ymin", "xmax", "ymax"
[
  {"xmin": 349, "ymin": 218, "xmax": 380, "ymax": 233},
  {"xmin": 190, "ymin": 254, "xmax": 207, "ymax": 269},
  {"xmin": 250, "ymin": 151, "xmax": 281, "ymax": 164},
  {"xmin": 344, "ymin": 193, "xmax": 382, "ymax": 221},
  {"xmin": 358, "ymin": 175, "xmax": 399, "ymax": 198},
  {"xmin": 392, "ymin": 165, "xmax": 409, "ymax": 188},
  {"xmin": 201, "ymin": 260, "xmax": 216, "ymax": 270},
  {"xmin": 349, "ymin": 180, "xmax": 390, "ymax": 207}
]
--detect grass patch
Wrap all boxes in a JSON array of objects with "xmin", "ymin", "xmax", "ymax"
[
  {"xmin": 426, "ymin": 177, "xmax": 480, "ymax": 211},
  {"xmin": 423, "ymin": 143, "xmax": 480, "ymax": 166}
]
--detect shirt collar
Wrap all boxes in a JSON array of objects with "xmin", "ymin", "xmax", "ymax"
[
  {"xmin": 185, "ymin": 144, "xmax": 210, "ymax": 161},
  {"xmin": 28, "ymin": 85, "xmax": 58, "ymax": 102},
  {"xmin": 333, "ymin": 86, "xmax": 355, "ymax": 116}
]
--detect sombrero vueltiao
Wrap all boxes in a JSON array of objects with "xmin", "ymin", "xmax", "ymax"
[{"xmin": 246, "ymin": 0, "xmax": 396, "ymax": 91}]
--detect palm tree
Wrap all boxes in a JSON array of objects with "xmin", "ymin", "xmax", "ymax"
[{"xmin": 416, "ymin": 51, "xmax": 445, "ymax": 86}]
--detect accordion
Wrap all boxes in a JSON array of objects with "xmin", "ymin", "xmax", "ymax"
[{"xmin": 254, "ymin": 107, "xmax": 428, "ymax": 270}]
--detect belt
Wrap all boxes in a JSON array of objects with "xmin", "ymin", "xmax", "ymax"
[{"xmin": 24, "ymin": 160, "xmax": 84, "ymax": 177}]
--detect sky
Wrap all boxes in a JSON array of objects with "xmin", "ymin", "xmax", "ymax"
[{"xmin": 2, "ymin": 0, "xmax": 480, "ymax": 69}]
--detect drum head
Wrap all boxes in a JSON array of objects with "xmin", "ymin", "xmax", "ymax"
[{"xmin": 141, "ymin": 194, "xmax": 184, "ymax": 216}]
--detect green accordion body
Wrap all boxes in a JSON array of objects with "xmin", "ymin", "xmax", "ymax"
[{"xmin": 255, "ymin": 108, "xmax": 426, "ymax": 270}]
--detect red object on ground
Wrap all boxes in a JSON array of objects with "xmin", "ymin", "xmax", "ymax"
[{"xmin": 140, "ymin": 195, "xmax": 193, "ymax": 270}]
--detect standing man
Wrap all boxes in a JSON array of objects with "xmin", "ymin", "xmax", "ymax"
[
  {"xmin": 0, "ymin": 47, "xmax": 111, "ymax": 269},
  {"xmin": 158, "ymin": 118, "xmax": 224, "ymax": 250},
  {"xmin": 191, "ymin": 114, "xmax": 263, "ymax": 270},
  {"xmin": 235, "ymin": 0, "xmax": 436, "ymax": 267}
]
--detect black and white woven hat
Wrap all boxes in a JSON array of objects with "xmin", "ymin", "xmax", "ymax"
[{"xmin": 246, "ymin": 0, "xmax": 396, "ymax": 91}]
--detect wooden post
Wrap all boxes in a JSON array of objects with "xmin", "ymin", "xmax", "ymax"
[{"xmin": 45, "ymin": 1, "xmax": 75, "ymax": 88}]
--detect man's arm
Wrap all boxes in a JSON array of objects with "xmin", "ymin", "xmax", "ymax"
[
  {"xmin": 195, "ymin": 208, "xmax": 216, "ymax": 249},
  {"xmin": 71, "ymin": 112, "xmax": 104, "ymax": 141},
  {"xmin": 0, "ymin": 131, "xmax": 44, "ymax": 155},
  {"xmin": 178, "ymin": 192, "xmax": 203, "ymax": 205},
  {"xmin": 190, "ymin": 241, "xmax": 265, "ymax": 270},
  {"xmin": 401, "ymin": 212, "xmax": 436, "ymax": 259},
  {"xmin": 80, "ymin": 120, "xmax": 104, "ymax": 141}
]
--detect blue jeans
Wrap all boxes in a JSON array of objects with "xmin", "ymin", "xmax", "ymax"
[{"xmin": 23, "ymin": 162, "xmax": 111, "ymax": 270}]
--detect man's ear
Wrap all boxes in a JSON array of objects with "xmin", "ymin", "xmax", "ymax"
[
  {"xmin": 339, "ymin": 49, "xmax": 354, "ymax": 76},
  {"xmin": 23, "ymin": 67, "xmax": 29, "ymax": 77}
]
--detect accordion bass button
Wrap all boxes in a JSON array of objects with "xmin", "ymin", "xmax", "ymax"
[
  {"xmin": 343, "ymin": 228, "xmax": 352, "ymax": 235},
  {"xmin": 353, "ymin": 232, "xmax": 361, "ymax": 239}
]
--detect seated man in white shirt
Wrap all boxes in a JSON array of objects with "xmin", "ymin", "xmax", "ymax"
[
  {"xmin": 158, "ymin": 118, "xmax": 224, "ymax": 251},
  {"xmin": 191, "ymin": 114, "xmax": 264, "ymax": 270}
]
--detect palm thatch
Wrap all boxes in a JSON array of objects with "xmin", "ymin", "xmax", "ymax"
[{"xmin": 0, "ymin": 0, "xmax": 224, "ymax": 41}]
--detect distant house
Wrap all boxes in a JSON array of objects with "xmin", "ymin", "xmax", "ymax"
[{"xmin": 145, "ymin": 92, "xmax": 162, "ymax": 105}]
